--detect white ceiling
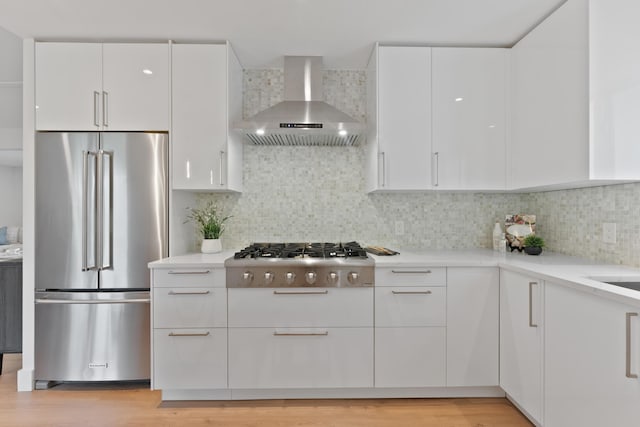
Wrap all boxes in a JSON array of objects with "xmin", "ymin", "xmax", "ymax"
[{"xmin": 0, "ymin": 0, "xmax": 566, "ymax": 69}]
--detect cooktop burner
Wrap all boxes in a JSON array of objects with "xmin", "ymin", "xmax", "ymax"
[{"xmin": 232, "ymin": 241, "xmax": 368, "ymax": 260}]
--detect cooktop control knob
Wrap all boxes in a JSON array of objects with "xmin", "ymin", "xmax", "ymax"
[
  {"xmin": 242, "ymin": 271, "xmax": 254, "ymax": 285},
  {"xmin": 347, "ymin": 271, "xmax": 359, "ymax": 285},
  {"xmin": 264, "ymin": 271, "xmax": 274, "ymax": 285},
  {"xmin": 285, "ymin": 272, "xmax": 296, "ymax": 285},
  {"xmin": 327, "ymin": 272, "xmax": 339, "ymax": 285},
  {"xmin": 305, "ymin": 271, "xmax": 317, "ymax": 285}
]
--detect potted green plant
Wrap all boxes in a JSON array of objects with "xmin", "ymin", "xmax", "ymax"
[
  {"xmin": 186, "ymin": 201, "xmax": 231, "ymax": 253},
  {"xmin": 523, "ymin": 234, "xmax": 545, "ymax": 256}
]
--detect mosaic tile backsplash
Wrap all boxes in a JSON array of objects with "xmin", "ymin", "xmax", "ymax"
[{"xmin": 198, "ymin": 68, "xmax": 640, "ymax": 267}]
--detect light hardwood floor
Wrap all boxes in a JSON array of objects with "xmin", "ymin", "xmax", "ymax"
[{"xmin": 0, "ymin": 354, "xmax": 532, "ymax": 426}]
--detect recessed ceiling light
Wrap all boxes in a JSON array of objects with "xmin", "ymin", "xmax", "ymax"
[
  {"xmin": 142, "ymin": 69, "xmax": 153, "ymax": 75},
  {"xmin": 339, "ymin": 130, "xmax": 347, "ymax": 137},
  {"xmin": 455, "ymin": 97, "xmax": 463, "ymax": 102},
  {"xmin": 256, "ymin": 129, "xmax": 265, "ymax": 135},
  {"xmin": 488, "ymin": 124, "xmax": 496, "ymax": 128}
]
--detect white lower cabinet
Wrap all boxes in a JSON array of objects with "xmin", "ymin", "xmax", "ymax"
[
  {"xmin": 375, "ymin": 327, "xmax": 446, "ymax": 387},
  {"xmin": 500, "ymin": 269, "xmax": 544, "ymax": 425},
  {"xmin": 544, "ymin": 282, "xmax": 640, "ymax": 427},
  {"xmin": 228, "ymin": 327, "xmax": 373, "ymax": 389},
  {"xmin": 151, "ymin": 267, "xmax": 227, "ymax": 391},
  {"xmin": 446, "ymin": 268, "xmax": 499, "ymax": 387},
  {"xmin": 227, "ymin": 287, "xmax": 374, "ymax": 389},
  {"xmin": 153, "ymin": 328, "xmax": 227, "ymax": 390}
]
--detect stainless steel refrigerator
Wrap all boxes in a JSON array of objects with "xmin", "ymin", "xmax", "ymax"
[{"xmin": 34, "ymin": 132, "xmax": 168, "ymax": 383}]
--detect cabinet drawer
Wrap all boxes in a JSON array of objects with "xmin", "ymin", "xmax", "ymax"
[
  {"xmin": 375, "ymin": 287, "xmax": 446, "ymax": 327},
  {"xmin": 375, "ymin": 327, "xmax": 446, "ymax": 387},
  {"xmin": 153, "ymin": 287, "xmax": 226, "ymax": 328},
  {"xmin": 228, "ymin": 288, "xmax": 373, "ymax": 327},
  {"xmin": 376, "ymin": 267, "xmax": 446, "ymax": 286},
  {"xmin": 152, "ymin": 268, "xmax": 224, "ymax": 287},
  {"xmin": 153, "ymin": 328, "xmax": 227, "ymax": 390},
  {"xmin": 228, "ymin": 327, "xmax": 373, "ymax": 389}
]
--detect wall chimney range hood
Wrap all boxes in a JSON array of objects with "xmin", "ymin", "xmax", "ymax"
[{"xmin": 235, "ymin": 56, "xmax": 364, "ymax": 146}]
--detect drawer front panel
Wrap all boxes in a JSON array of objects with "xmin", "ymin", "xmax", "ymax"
[
  {"xmin": 153, "ymin": 328, "xmax": 227, "ymax": 390},
  {"xmin": 375, "ymin": 287, "xmax": 446, "ymax": 327},
  {"xmin": 228, "ymin": 327, "xmax": 373, "ymax": 389},
  {"xmin": 228, "ymin": 288, "xmax": 373, "ymax": 327},
  {"xmin": 375, "ymin": 327, "xmax": 446, "ymax": 387},
  {"xmin": 153, "ymin": 268, "xmax": 224, "ymax": 287},
  {"xmin": 376, "ymin": 267, "xmax": 446, "ymax": 286},
  {"xmin": 153, "ymin": 287, "xmax": 227, "ymax": 328}
]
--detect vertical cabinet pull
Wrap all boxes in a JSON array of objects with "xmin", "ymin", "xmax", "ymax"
[
  {"xmin": 102, "ymin": 91, "xmax": 109, "ymax": 127},
  {"xmin": 433, "ymin": 152, "xmax": 440, "ymax": 187},
  {"xmin": 380, "ymin": 151, "xmax": 386, "ymax": 188},
  {"xmin": 529, "ymin": 281, "xmax": 538, "ymax": 328},
  {"xmin": 219, "ymin": 150, "xmax": 225, "ymax": 186},
  {"xmin": 626, "ymin": 312, "xmax": 638, "ymax": 379},
  {"xmin": 93, "ymin": 91, "xmax": 100, "ymax": 127}
]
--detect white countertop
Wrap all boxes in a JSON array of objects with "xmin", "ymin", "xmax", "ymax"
[
  {"xmin": 149, "ymin": 248, "xmax": 640, "ymax": 307},
  {"xmin": 148, "ymin": 250, "xmax": 236, "ymax": 268}
]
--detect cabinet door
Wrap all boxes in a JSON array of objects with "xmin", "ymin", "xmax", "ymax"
[
  {"xmin": 153, "ymin": 328, "xmax": 227, "ymax": 390},
  {"xmin": 228, "ymin": 327, "xmax": 373, "ymax": 389},
  {"xmin": 545, "ymin": 282, "xmax": 640, "ymax": 427},
  {"xmin": 446, "ymin": 267, "xmax": 499, "ymax": 386},
  {"xmin": 102, "ymin": 43, "xmax": 169, "ymax": 131},
  {"xmin": 500, "ymin": 270, "xmax": 543, "ymax": 424},
  {"xmin": 432, "ymin": 48, "xmax": 507, "ymax": 190},
  {"xmin": 35, "ymin": 43, "xmax": 102, "ymax": 130},
  {"xmin": 510, "ymin": 0, "xmax": 588, "ymax": 188},
  {"xmin": 172, "ymin": 44, "xmax": 227, "ymax": 190},
  {"xmin": 375, "ymin": 327, "xmax": 446, "ymax": 387},
  {"xmin": 377, "ymin": 46, "xmax": 432, "ymax": 190}
]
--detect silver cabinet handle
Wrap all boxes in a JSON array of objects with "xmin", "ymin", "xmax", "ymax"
[
  {"xmin": 380, "ymin": 151, "xmax": 386, "ymax": 188},
  {"xmin": 627, "ymin": 312, "xmax": 638, "ymax": 379},
  {"xmin": 529, "ymin": 282, "xmax": 538, "ymax": 328},
  {"xmin": 35, "ymin": 298, "xmax": 150, "ymax": 305},
  {"xmin": 167, "ymin": 270, "xmax": 211, "ymax": 275},
  {"xmin": 391, "ymin": 270, "xmax": 432, "ymax": 274},
  {"xmin": 102, "ymin": 91, "xmax": 109, "ymax": 127},
  {"xmin": 219, "ymin": 150, "xmax": 225, "ymax": 187},
  {"xmin": 392, "ymin": 290, "xmax": 432, "ymax": 295},
  {"xmin": 433, "ymin": 152, "xmax": 439, "ymax": 187},
  {"xmin": 273, "ymin": 331, "xmax": 329, "ymax": 337},
  {"xmin": 168, "ymin": 290, "xmax": 211, "ymax": 295},
  {"xmin": 273, "ymin": 290, "xmax": 329, "ymax": 295},
  {"xmin": 169, "ymin": 332, "xmax": 210, "ymax": 337},
  {"xmin": 93, "ymin": 91, "xmax": 100, "ymax": 127}
]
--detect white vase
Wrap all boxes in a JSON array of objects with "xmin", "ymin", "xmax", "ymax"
[{"xmin": 201, "ymin": 238, "xmax": 222, "ymax": 254}]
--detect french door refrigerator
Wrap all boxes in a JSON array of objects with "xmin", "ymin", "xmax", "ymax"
[{"xmin": 34, "ymin": 132, "xmax": 168, "ymax": 383}]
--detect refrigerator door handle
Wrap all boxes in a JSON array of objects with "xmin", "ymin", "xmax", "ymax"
[
  {"xmin": 82, "ymin": 150, "xmax": 98, "ymax": 272},
  {"xmin": 35, "ymin": 298, "xmax": 150, "ymax": 305},
  {"xmin": 98, "ymin": 150, "xmax": 114, "ymax": 271}
]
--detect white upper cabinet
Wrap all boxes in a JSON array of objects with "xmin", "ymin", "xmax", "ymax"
[
  {"xmin": 35, "ymin": 42, "xmax": 169, "ymax": 131},
  {"xmin": 366, "ymin": 45, "xmax": 432, "ymax": 191},
  {"xmin": 102, "ymin": 44, "xmax": 169, "ymax": 131},
  {"xmin": 432, "ymin": 48, "xmax": 508, "ymax": 190},
  {"xmin": 171, "ymin": 43, "xmax": 243, "ymax": 192},
  {"xmin": 36, "ymin": 43, "xmax": 103, "ymax": 131},
  {"xmin": 510, "ymin": 0, "xmax": 640, "ymax": 189}
]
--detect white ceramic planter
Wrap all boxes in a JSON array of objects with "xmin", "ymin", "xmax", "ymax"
[{"xmin": 201, "ymin": 238, "xmax": 222, "ymax": 254}]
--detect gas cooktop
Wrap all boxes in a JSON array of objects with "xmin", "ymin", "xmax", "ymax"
[
  {"xmin": 231, "ymin": 242, "xmax": 368, "ymax": 260},
  {"xmin": 224, "ymin": 241, "xmax": 374, "ymax": 288}
]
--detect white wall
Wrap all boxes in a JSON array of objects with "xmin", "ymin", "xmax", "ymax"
[{"xmin": 0, "ymin": 165, "xmax": 22, "ymax": 226}]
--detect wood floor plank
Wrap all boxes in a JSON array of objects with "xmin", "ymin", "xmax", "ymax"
[{"xmin": 0, "ymin": 355, "xmax": 532, "ymax": 426}]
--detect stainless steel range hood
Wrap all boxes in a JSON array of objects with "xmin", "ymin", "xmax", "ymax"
[{"xmin": 235, "ymin": 56, "xmax": 364, "ymax": 146}]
